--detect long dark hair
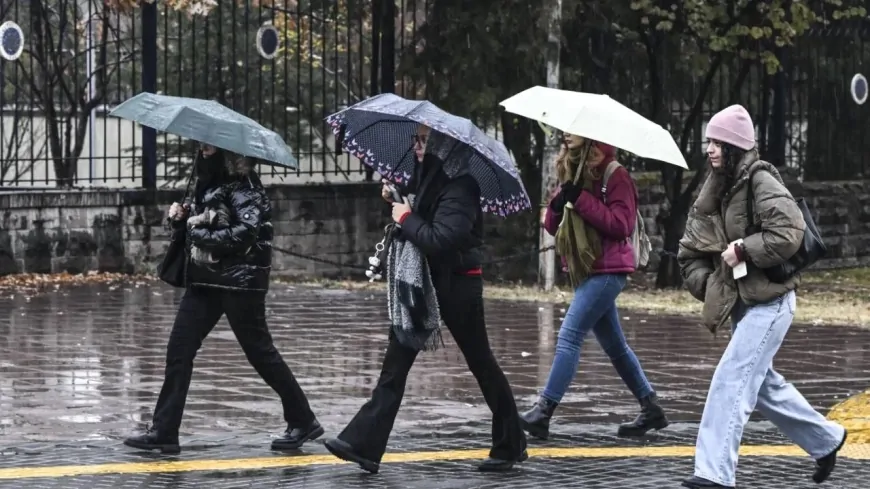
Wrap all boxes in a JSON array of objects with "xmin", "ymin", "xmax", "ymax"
[
  {"xmin": 713, "ymin": 142, "xmax": 747, "ymax": 192},
  {"xmin": 193, "ymin": 149, "xmax": 230, "ymax": 204}
]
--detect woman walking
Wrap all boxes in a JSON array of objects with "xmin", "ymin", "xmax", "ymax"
[
  {"xmin": 323, "ymin": 126, "xmax": 528, "ymax": 473},
  {"xmin": 124, "ymin": 145, "xmax": 322, "ymax": 454},
  {"xmin": 520, "ymin": 134, "xmax": 667, "ymax": 440},
  {"xmin": 678, "ymin": 105, "xmax": 847, "ymax": 488}
]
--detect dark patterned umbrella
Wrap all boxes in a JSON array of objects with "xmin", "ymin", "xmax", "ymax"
[{"xmin": 325, "ymin": 94, "xmax": 531, "ymax": 217}]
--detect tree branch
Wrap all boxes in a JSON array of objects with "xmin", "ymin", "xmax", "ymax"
[
  {"xmin": 678, "ymin": 53, "xmax": 724, "ymax": 155},
  {"xmin": 42, "ymin": 2, "xmax": 77, "ymax": 110},
  {"xmin": 727, "ymin": 57, "xmax": 753, "ymax": 104},
  {"xmin": 12, "ymin": 59, "xmax": 45, "ymax": 105}
]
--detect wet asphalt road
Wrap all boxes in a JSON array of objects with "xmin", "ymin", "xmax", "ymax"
[{"xmin": 1, "ymin": 280, "xmax": 868, "ymax": 488}]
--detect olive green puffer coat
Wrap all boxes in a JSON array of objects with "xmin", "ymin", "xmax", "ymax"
[{"xmin": 678, "ymin": 150, "xmax": 805, "ymax": 333}]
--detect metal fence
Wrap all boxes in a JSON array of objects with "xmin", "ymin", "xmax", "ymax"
[
  {"xmin": 0, "ymin": 0, "xmax": 405, "ymax": 188},
  {"xmin": 1, "ymin": 1, "xmax": 868, "ymax": 188},
  {"xmin": 575, "ymin": 24, "xmax": 870, "ymax": 178}
]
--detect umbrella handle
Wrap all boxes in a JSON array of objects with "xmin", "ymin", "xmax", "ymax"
[
  {"xmin": 180, "ymin": 153, "xmax": 197, "ymax": 205},
  {"xmin": 571, "ymin": 142, "xmax": 593, "ymax": 185},
  {"xmin": 538, "ymin": 121, "xmax": 555, "ymax": 139},
  {"xmin": 386, "ymin": 184, "xmax": 402, "ymax": 203}
]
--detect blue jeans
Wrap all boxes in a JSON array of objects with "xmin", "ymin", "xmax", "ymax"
[
  {"xmin": 541, "ymin": 274, "xmax": 654, "ymax": 403},
  {"xmin": 694, "ymin": 291, "xmax": 845, "ymax": 486}
]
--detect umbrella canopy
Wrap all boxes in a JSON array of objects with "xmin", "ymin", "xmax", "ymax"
[
  {"xmin": 500, "ymin": 86, "xmax": 688, "ymax": 169},
  {"xmin": 110, "ymin": 92, "xmax": 297, "ymax": 169},
  {"xmin": 325, "ymin": 93, "xmax": 531, "ymax": 217}
]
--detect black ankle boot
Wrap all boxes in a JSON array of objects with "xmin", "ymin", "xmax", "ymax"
[
  {"xmin": 813, "ymin": 430, "xmax": 847, "ymax": 483},
  {"xmin": 477, "ymin": 450, "xmax": 529, "ymax": 472},
  {"xmin": 271, "ymin": 419, "xmax": 325, "ymax": 451},
  {"xmin": 681, "ymin": 476, "xmax": 733, "ymax": 488},
  {"xmin": 618, "ymin": 392, "xmax": 669, "ymax": 437},
  {"xmin": 123, "ymin": 426, "xmax": 180, "ymax": 454},
  {"xmin": 520, "ymin": 397, "xmax": 558, "ymax": 440}
]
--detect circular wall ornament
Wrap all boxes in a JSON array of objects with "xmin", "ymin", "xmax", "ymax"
[
  {"xmin": 256, "ymin": 24, "xmax": 280, "ymax": 60},
  {"xmin": 0, "ymin": 21, "xmax": 24, "ymax": 61},
  {"xmin": 851, "ymin": 73, "xmax": 868, "ymax": 105}
]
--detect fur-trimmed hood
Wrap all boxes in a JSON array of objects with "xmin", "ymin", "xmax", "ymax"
[
  {"xmin": 224, "ymin": 153, "xmax": 254, "ymax": 177},
  {"xmin": 194, "ymin": 149, "xmax": 255, "ymax": 179}
]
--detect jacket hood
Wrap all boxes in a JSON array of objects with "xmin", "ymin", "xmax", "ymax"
[
  {"xmin": 225, "ymin": 154, "xmax": 254, "ymax": 177},
  {"xmin": 195, "ymin": 150, "xmax": 255, "ymax": 179},
  {"xmin": 424, "ymin": 130, "xmax": 471, "ymax": 179}
]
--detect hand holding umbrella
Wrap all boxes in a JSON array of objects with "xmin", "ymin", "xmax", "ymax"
[{"xmin": 391, "ymin": 198, "xmax": 412, "ymax": 224}]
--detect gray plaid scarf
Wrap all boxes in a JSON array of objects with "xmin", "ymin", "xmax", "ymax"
[{"xmin": 385, "ymin": 197, "xmax": 443, "ymax": 352}]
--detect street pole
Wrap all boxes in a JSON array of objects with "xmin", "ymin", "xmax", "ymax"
[
  {"xmin": 539, "ymin": 0, "xmax": 562, "ymax": 291},
  {"xmin": 141, "ymin": 0, "xmax": 157, "ymax": 189},
  {"xmin": 365, "ymin": 0, "xmax": 383, "ymax": 182},
  {"xmin": 86, "ymin": 17, "xmax": 95, "ymax": 181},
  {"xmin": 380, "ymin": 0, "xmax": 395, "ymax": 95}
]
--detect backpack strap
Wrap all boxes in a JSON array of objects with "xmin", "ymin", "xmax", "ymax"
[
  {"xmin": 601, "ymin": 161, "xmax": 624, "ymax": 203},
  {"xmin": 744, "ymin": 162, "xmax": 770, "ymax": 234}
]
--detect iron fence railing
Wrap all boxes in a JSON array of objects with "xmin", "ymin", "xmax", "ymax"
[{"xmin": 0, "ymin": 2, "xmax": 867, "ymax": 188}]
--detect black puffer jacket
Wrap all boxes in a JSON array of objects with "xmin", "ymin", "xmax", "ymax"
[{"xmin": 172, "ymin": 152, "xmax": 273, "ymax": 292}]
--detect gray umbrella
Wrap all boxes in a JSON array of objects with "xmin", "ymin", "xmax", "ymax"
[{"xmin": 109, "ymin": 92, "xmax": 297, "ymax": 169}]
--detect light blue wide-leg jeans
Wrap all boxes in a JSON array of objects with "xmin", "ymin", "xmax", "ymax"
[{"xmin": 693, "ymin": 290, "xmax": 846, "ymax": 486}]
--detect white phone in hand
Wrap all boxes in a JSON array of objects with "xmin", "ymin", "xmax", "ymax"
[{"xmin": 731, "ymin": 239, "xmax": 748, "ymax": 280}]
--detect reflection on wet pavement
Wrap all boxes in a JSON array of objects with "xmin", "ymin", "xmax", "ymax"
[{"xmin": 1, "ymin": 281, "xmax": 869, "ymax": 487}]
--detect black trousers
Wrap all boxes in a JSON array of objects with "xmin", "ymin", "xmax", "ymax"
[
  {"xmin": 151, "ymin": 286, "xmax": 315, "ymax": 435},
  {"xmin": 337, "ymin": 275, "xmax": 527, "ymax": 462}
]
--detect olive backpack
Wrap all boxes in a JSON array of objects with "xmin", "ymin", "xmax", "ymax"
[{"xmin": 601, "ymin": 161, "xmax": 652, "ymax": 270}]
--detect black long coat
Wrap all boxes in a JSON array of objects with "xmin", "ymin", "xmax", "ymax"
[{"xmin": 396, "ymin": 154, "xmax": 484, "ymax": 293}]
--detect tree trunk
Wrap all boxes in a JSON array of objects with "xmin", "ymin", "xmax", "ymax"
[
  {"xmin": 653, "ymin": 180, "xmax": 693, "ymax": 288},
  {"xmin": 654, "ymin": 196, "xmax": 689, "ymax": 288},
  {"xmin": 538, "ymin": 0, "xmax": 562, "ymax": 291},
  {"xmin": 757, "ymin": 74, "xmax": 771, "ymax": 157},
  {"xmin": 768, "ymin": 50, "xmax": 788, "ymax": 168},
  {"xmin": 53, "ymin": 158, "xmax": 75, "ymax": 188}
]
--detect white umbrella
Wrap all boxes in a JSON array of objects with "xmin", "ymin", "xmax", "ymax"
[{"xmin": 500, "ymin": 86, "xmax": 688, "ymax": 169}]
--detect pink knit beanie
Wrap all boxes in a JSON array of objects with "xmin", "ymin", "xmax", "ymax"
[{"xmin": 705, "ymin": 105, "xmax": 756, "ymax": 151}]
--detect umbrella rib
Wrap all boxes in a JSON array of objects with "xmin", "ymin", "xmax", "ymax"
[
  {"xmin": 346, "ymin": 113, "xmax": 416, "ymax": 140},
  {"xmin": 386, "ymin": 145, "xmax": 415, "ymax": 182},
  {"xmin": 490, "ymin": 160, "xmax": 508, "ymax": 213}
]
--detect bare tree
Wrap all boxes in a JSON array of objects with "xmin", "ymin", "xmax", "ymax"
[
  {"xmin": 0, "ymin": 107, "xmax": 47, "ymax": 185},
  {"xmin": 12, "ymin": 1, "xmax": 135, "ymax": 187}
]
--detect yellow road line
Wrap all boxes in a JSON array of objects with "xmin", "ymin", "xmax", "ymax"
[
  {"xmin": 1, "ymin": 444, "xmax": 869, "ymax": 480},
  {"xmin": 827, "ymin": 389, "xmax": 870, "ymax": 444}
]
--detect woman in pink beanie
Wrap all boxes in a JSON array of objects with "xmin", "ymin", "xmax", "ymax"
[{"xmin": 678, "ymin": 105, "xmax": 847, "ymax": 488}]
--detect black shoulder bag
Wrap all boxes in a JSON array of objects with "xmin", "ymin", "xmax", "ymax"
[
  {"xmin": 157, "ymin": 169, "xmax": 196, "ymax": 288},
  {"xmin": 745, "ymin": 166, "xmax": 827, "ymax": 283}
]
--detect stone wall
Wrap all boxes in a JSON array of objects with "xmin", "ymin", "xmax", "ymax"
[
  {"xmin": 1, "ymin": 178, "xmax": 869, "ymax": 281},
  {"xmin": 0, "ymin": 185, "xmax": 391, "ymax": 280},
  {"xmin": 634, "ymin": 177, "xmax": 870, "ymax": 272}
]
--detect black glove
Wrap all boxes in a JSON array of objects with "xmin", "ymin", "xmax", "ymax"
[
  {"xmin": 548, "ymin": 182, "xmax": 580, "ymax": 213},
  {"xmin": 549, "ymin": 191, "xmax": 567, "ymax": 213},
  {"xmin": 561, "ymin": 182, "xmax": 581, "ymax": 203}
]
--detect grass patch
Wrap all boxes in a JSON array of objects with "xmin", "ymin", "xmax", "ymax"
[
  {"xmin": 279, "ymin": 267, "xmax": 870, "ymax": 328},
  {"xmin": 801, "ymin": 267, "xmax": 870, "ymax": 287},
  {"xmin": 5, "ymin": 268, "xmax": 865, "ymax": 328}
]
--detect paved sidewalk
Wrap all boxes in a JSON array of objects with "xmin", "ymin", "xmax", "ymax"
[{"xmin": 1, "ymin": 281, "xmax": 868, "ymax": 488}]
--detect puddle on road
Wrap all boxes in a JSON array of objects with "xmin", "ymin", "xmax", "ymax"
[{"xmin": 1, "ymin": 281, "xmax": 869, "ymax": 443}]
